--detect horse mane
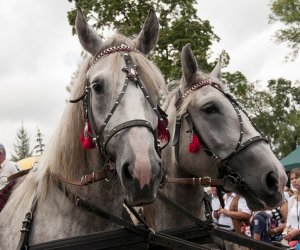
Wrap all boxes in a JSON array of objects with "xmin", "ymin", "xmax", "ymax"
[
  {"xmin": 161, "ymin": 79, "xmax": 194, "ymax": 118},
  {"xmin": 5, "ymin": 33, "xmax": 166, "ymax": 213}
]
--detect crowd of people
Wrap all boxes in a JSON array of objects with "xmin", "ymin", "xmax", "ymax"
[{"xmin": 208, "ymin": 168, "xmax": 300, "ymax": 249}]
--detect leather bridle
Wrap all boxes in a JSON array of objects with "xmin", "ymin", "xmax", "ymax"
[
  {"xmin": 70, "ymin": 45, "xmax": 169, "ymax": 165},
  {"xmin": 173, "ymin": 79, "xmax": 268, "ymax": 188}
]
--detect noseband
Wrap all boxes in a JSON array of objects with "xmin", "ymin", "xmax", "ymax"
[
  {"xmin": 173, "ymin": 80, "xmax": 268, "ymax": 186},
  {"xmin": 70, "ymin": 45, "xmax": 169, "ymax": 164}
]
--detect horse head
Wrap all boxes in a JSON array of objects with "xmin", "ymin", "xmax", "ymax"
[
  {"xmin": 74, "ymin": 9, "xmax": 166, "ymax": 205},
  {"xmin": 174, "ymin": 44, "xmax": 287, "ymax": 210}
]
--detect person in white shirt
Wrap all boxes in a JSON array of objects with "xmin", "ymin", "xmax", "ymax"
[
  {"xmin": 0, "ymin": 143, "xmax": 19, "ymax": 190},
  {"xmin": 213, "ymin": 191, "xmax": 252, "ymax": 250},
  {"xmin": 284, "ymin": 168, "xmax": 300, "ymax": 243},
  {"xmin": 210, "ymin": 187, "xmax": 221, "ymax": 223},
  {"xmin": 210, "ymin": 187, "xmax": 221, "ymax": 210}
]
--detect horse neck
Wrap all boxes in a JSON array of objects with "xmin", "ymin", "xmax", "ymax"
[
  {"xmin": 29, "ymin": 159, "xmax": 126, "ymax": 244},
  {"xmin": 144, "ymin": 96, "xmax": 205, "ymax": 230},
  {"xmin": 53, "ymin": 149, "xmax": 126, "ymax": 209}
]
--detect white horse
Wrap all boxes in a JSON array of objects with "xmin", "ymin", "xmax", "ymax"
[
  {"xmin": 144, "ymin": 44, "xmax": 288, "ymax": 233},
  {"xmin": 0, "ymin": 8, "xmax": 168, "ymax": 248}
]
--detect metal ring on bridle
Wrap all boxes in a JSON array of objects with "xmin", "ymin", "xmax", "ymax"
[
  {"xmin": 203, "ymin": 176, "xmax": 211, "ymax": 187},
  {"xmin": 223, "ymin": 175, "xmax": 240, "ymax": 190}
]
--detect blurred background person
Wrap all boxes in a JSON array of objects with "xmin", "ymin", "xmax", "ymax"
[
  {"xmin": 213, "ymin": 190, "xmax": 251, "ymax": 250},
  {"xmin": 268, "ymin": 200, "xmax": 287, "ymax": 243},
  {"xmin": 250, "ymin": 210, "xmax": 272, "ymax": 244},
  {"xmin": 210, "ymin": 187, "xmax": 221, "ymax": 223},
  {"xmin": 0, "ymin": 143, "xmax": 19, "ymax": 190},
  {"xmin": 283, "ymin": 168, "xmax": 300, "ymax": 247}
]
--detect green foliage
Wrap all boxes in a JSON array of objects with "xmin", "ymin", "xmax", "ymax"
[
  {"xmin": 65, "ymin": 1, "xmax": 299, "ymax": 158},
  {"xmin": 262, "ymin": 78, "xmax": 300, "ymax": 157},
  {"xmin": 223, "ymin": 71, "xmax": 300, "ymax": 157},
  {"xmin": 11, "ymin": 124, "xmax": 33, "ymax": 161},
  {"xmin": 34, "ymin": 127, "xmax": 45, "ymax": 156},
  {"xmin": 67, "ymin": 0, "xmax": 219, "ymax": 81},
  {"xmin": 236, "ymin": 78, "xmax": 300, "ymax": 158},
  {"xmin": 269, "ymin": 0, "xmax": 300, "ymax": 60}
]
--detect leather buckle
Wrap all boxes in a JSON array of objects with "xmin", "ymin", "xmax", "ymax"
[
  {"xmin": 203, "ymin": 176, "xmax": 211, "ymax": 187},
  {"xmin": 223, "ymin": 175, "xmax": 239, "ymax": 190}
]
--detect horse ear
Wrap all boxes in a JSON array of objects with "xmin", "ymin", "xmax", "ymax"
[
  {"xmin": 135, "ymin": 9, "xmax": 159, "ymax": 54},
  {"xmin": 75, "ymin": 8, "xmax": 103, "ymax": 56},
  {"xmin": 181, "ymin": 44, "xmax": 198, "ymax": 88},
  {"xmin": 210, "ymin": 51, "xmax": 224, "ymax": 79}
]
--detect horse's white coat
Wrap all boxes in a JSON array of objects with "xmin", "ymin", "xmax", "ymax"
[{"xmin": 144, "ymin": 45, "xmax": 288, "ymax": 235}]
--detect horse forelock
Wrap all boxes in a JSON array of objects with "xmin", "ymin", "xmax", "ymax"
[
  {"xmin": 93, "ymin": 33, "xmax": 166, "ymax": 98},
  {"xmin": 177, "ymin": 92, "xmax": 194, "ymax": 117},
  {"xmin": 176, "ymin": 71, "xmax": 225, "ymax": 117}
]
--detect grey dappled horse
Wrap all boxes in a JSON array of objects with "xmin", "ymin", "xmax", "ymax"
[
  {"xmin": 144, "ymin": 44, "xmax": 288, "ymax": 231},
  {"xmin": 0, "ymin": 9, "xmax": 167, "ymax": 248}
]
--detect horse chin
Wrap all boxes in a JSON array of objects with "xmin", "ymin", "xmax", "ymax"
[
  {"xmin": 123, "ymin": 179, "xmax": 158, "ymax": 206},
  {"xmin": 235, "ymin": 182, "xmax": 282, "ymax": 211},
  {"xmin": 126, "ymin": 193, "xmax": 156, "ymax": 206}
]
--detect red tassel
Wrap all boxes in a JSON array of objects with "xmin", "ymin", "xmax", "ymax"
[
  {"xmin": 80, "ymin": 122, "xmax": 95, "ymax": 149},
  {"xmin": 188, "ymin": 134, "xmax": 201, "ymax": 153},
  {"xmin": 158, "ymin": 118, "xmax": 169, "ymax": 142}
]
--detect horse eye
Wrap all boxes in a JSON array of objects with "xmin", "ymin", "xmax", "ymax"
[
  {"xmin": 92, "ymin": 83, "xmax": 103, "ymax": 94},
  {"xmin": 202, "ymin": 105, "xmax": 218, "ymax": 114}
]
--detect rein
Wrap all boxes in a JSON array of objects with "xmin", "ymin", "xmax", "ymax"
[
  {"xmin": 51, "ymin": 164, "xmax": 115, "ymax": 186},
  {"xmin": 54, "ymin": 183, "xmax": 209, "ymax": 250},
  {"xmin": 160, "ymin": 175, "xmax": 237, "ymax": 188}
]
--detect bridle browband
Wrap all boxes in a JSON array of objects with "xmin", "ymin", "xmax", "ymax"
[
  {"xmin": 173, "ymin": 79, "xmax": 268, "ymax": 187},
  {"xmin": 70, "ymin": 45, "xmax": 169, "ymax": 165}
]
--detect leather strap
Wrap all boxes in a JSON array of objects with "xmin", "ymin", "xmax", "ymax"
[
  {"xmin": 166, "ymin": 176, "xmax": 224, "ymax": 187},
  {"xmin": 8, "ymin": 169, "xmax": 31, "ymax": 182},
  {"xmin": 102, "ymin": 119, "xmax": 156, "ymax": 156},
  {"xmin": 51, "ymin": 164, "xmax": 115, "ymax": 186},
  {"xmin": 59, "ymin": 185, "xmax": 208, "ymax": 250},
  {"xmin": 17, "ymin": 197, "xmax": 38, "ymax": 250},
  {"xmin": 157, "ymin": 190, "xmax": 212, "ymax": 230}
]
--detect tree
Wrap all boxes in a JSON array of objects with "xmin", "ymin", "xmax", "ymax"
[
  {"xmin": 262, "ymin": 78, "xmax": 300, "ymax": 157},
  {"xmin": 67, "ymin": 0, "xmax": 219, "ymax": 81},
  {"xmin": 269, "ymin": 0, "xmax": 300, "ymax": 60},
  {"xmin": 11, "ymin": 124, "xmax": 32, "ymax": 161},
  {"xmin": 236, "ymin": 78, "xmax": 300, "ymax": 158},
  {"xmin": 34, "ymin": 127, "xmax": 45, "ymax": 156},
  {"xmin": 223, "ymin": 71, "xmax": 300, "ymax": 157},
  {"xmin": 65, "ymin": 1, "xmax": 300, "ymax": 158}
]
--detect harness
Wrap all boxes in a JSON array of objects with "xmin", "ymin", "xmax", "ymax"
[
  {"xmin": 15, "ymin": 45, "xmax": 171, "ymax": 250},
  {"xmin": 14, "ymin": 57, "xmax": 277, "ymax": 250},
  {"xmin": 172, "ymin": 80, "xmax": 268, "ymax": 189},
  {"xmin": 70, "ymin": 44, "xmax": 169, "ymax": 165}
]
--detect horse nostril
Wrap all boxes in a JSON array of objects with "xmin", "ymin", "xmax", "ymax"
[
  {"xmin": 265, "ymin": 172, "xmax": 278, "ymax": 192},
  {"xmin": 123, "ymin": 162, "xmax": 133, "ymax": 181}
]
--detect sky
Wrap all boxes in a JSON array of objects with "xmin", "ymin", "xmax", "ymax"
[{"xmin": 0, "ymin": 0, "xmax": 299, "ymax": 159}]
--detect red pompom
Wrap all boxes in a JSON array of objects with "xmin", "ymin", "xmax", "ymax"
[
  {"xmin": 80, "ymin": 122, "xmax": 96, "ymax": 149},
  {"xmin": 188, "ymin": 134, "xmax": 201, "ymax": 153},
  {"xmin": 158, "ymin": 118, "xmax": 169, "ymax": 142}
]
